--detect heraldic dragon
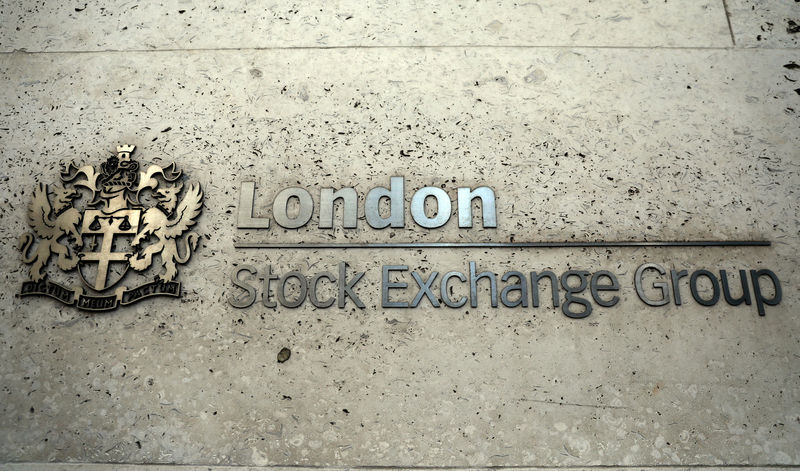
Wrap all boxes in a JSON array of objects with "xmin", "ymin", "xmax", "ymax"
[
  {"xmin": 19, "ymin": 183, "xmax": 83, "ymax": 282},
  {"xmin": 129, "ymin": 181, "xmax": 203, "ymax": 281}
]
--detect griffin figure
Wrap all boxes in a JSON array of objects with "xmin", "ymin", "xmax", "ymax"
[{"xmin": 129, "ymin": 182, "xmax": 203, "ymax": 281}]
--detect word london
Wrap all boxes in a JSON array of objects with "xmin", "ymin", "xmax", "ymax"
[{"xmin": 238, "ymin": 177, "xmax": 497, "ymax": 229}]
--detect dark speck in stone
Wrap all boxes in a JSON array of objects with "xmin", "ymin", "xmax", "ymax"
[{"xmin": 277, "ymin": 347, "xmax": 291, "ymax": 363}]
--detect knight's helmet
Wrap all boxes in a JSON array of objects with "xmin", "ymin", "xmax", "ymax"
[{"xmin": 98, "ymin": 145, "xmax": 140, "ymax": 201}]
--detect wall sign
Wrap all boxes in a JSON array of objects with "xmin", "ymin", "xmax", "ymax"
[
  {"xmin": 18, "ymin": 145, "xmax": 203, "ymax": 311},
  {"xmin": 17, "ymin": 145, "xmax": 782, "ymax": 316},
  {"xmin": 231, "ymin": 178, "xmax": 782, "ymax": 317}
]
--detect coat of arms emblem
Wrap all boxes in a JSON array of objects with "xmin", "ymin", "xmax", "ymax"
[{"xmin": 18, "ymin": 145, "xmax": 203, "ymax": 311}]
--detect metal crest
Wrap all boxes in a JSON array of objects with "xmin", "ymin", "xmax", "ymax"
[{"xmin": 18, "ymin": 145, "xmax": 203, "ymax": 311}]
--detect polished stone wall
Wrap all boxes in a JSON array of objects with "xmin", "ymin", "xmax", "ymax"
[{"xmin": 1, "ymin": 1, "xmax": 798, "ymax": 470}]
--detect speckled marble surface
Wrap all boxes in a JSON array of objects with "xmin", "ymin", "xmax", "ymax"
[
  {"xmin": 3, "ymin": 467, "xmax": 800, "ymax": 471},
  {"xmin": 1, "ymin": 1, "xmax": 799, "ymax": 470},
  {"xmin": 0, "ymin": 0, "xmax": 731, "ymax": 50},
  {"xmin": 1, "ymin": 46, "xmax": 798, "ymax": 467},
  {"xmin": 4, "ymin": 467, "xmax": 800, "ymax": 471},
  {"xmin": 727, "ymin": 0, "xmax": 800, "ymax": 47}
]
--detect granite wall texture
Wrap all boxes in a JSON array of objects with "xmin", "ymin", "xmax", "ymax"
[{"xmin": 0, "ymin": 1, "xmax": 798, "ymax": 470}]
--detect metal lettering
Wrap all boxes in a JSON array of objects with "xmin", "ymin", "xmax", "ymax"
[
  {"xmin": 469, "ymin": 261, "xmax": 498, "ymax": 308},
  {"xmin": 750, "ymin": 269, "xmax": 782, "ymax": 316},
  {"xmin": 635, "ymin": 263, "xmax": 670, "ymax": 307},
  {"xmin": 411, "ymin": 187, "xmax": 451, "ymax": 229},
  {"xmin": 366, "ymin": 176, "xmax": 404, "ymax": 229},
  {"xmin": 382, "ymin": 265, "xmax": 409, "ymax": 308},
  {"xmin": 720, "ymin": 269, "xmax": 751, "ymax": 306},
  {"xmin": 670, "ymin": 269, "xmax": 688, "ymax": 305},
  {"xmin": 320, "ymin": 188, "xmax": 358, "ymax": 229},
  {"xmin": 229, "ymin": 265, "xmax": 257, "ymax": 308},
  {"xmin": 411, "ymin": 271, "xmax": 440, "ymax": 308},
  {"xmin": 278, "ymin": 271, "xmax": 308, "ymax": 308},
  {"xmin": 273, "ymin": 187, "xmax": 313, "ymax": 229},
  {"xmin": 237, "ymin": 181, "xmax": 270, "ymax": 228},
  {"xmin": 338, "ymin": 262, "xmax": 365, "ymax": 308},
  {"xmin": 689, "ymin": 269, "xmax": 720, "ymax": 306},
  {"xmin": 262, "ymin": 264, "xmax": 279, "ymax": 308},
  {"xmin": 530, "ymin": 271, "xmax": 559, "ymax": 308},
  {"xmin": 560, "ymin": 270, "xmax": 592, "ymax": 318},
  {"xmin": 457, "ymin": 187, "xmax": 497, "ymax": 228},
  {"xmin": 309, "ymin": 272, "xmax": 336, "ymax": 308},
  {"xmin": 440, "ymin": 271, "xmax": 467, "ymax": 308},
  {"xmin": 590, "ymin": 270, "xmax": 619, "ymax": 307},
  {"xmin": 500, "ymin": 271, "xmax": 528, "ymax": 307}
]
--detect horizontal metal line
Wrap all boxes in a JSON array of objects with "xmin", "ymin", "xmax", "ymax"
[{"xmin": 234, "ymin": 240, "xmax": 771, "ymax": 249}]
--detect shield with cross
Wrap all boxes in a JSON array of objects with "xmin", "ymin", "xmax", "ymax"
[{"xmin": 78, "ymin": 208, "xmax": 141, "ymax": 291}]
